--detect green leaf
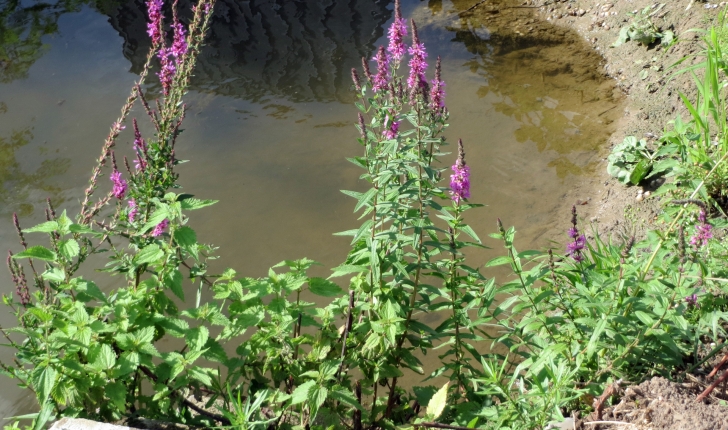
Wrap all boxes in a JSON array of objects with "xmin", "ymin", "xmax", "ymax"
[
  {"xmin": 329, "ymin": 388, "xmax": 364, "ymax": 411},
  {"xmin": 165, "ymin": 269, "xmax": 185, "ymax": 301},
  {"xmin": 12, "ymin": 246, "xmax": 57, "ymax": 262},
  {"xmin": 484, "ymin": 256, "xmax": 511, "ymax": 267},
  {"xmin": 329, "ymin": 264, "xmax": 368, "ymax": 278},
  {"xmin": 426, "ymin": 382, "xmax": 448, "ymax": 420},
  {"xmin": 89, "ymin": 344, "xmax": 116, "ymax": 370},
  {"xmin": 75, "ymin": 279, "xmax": 106, "ymax": 303},
  {"xmin": 58, "ymin": 239, "xmax": 80, "ymax": 260},
  {"xmin": 308, "ymin": 386, "xmax": 328, "ymax": 421},
  {"xmin": 186, "ymin": 326, "xmax": 209, "ymax": 352},
  {"xmin": 106, "ymin": 381, "xmax": 127, "ymax": 411},
  {"xmin": 629, "ymin": 159, "xmax": 651, "ymax": 185},
  {"xmin": 69, "ymin": 224, "xmax": 96, "ymax": 234},
  {"xmin": 180, "ymin": 198, "xmax": 218, "ymax": 210},
  {"xmin": 23, "ymin": 221, "xmax": 58, "ymax": 233},
  {"xmin": 36, "ymin": 366, "xmax": 57, "ymax": 402},
  {"xmin": 291, "ymin": 380, "xmax": 316, "ymax": 405},
  {"xmin": 308, "ymin": 277, "xmax": 344, "ymax": 297},
  {"xmin": 115, "ymin": 352, "xmax": 140, "ymax": 377},
  {"xmin": 134, "ymin": 245, "xmax": 164, "ymax": 265},
  {"xmin": 174, "ymin": 226, "xmax": 198, "ymax": 259},
  {"xmin": 140, "ymin": 209, "xmax": 169, "ymax": 234}
]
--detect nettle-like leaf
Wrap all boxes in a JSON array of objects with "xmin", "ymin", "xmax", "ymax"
[
  {"xmin": 426, "ymin": 382, "xmax": 449, "ymax": 421},
  {"xmin": 12, "ymin": 246, "xmax": 57, "ymax": 262}
]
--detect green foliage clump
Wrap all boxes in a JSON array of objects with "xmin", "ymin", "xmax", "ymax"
[{"xmin": 612, "ymin": 4, "xmax": 675, "ymax": 48}]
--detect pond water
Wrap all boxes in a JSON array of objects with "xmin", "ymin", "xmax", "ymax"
[{"xmin": 0, "ymin": 0, "xmax": 623, "ymax": 418}]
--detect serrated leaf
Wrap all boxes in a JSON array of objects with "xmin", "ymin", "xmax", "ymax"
[
  {"xmin": 180, "ymin": 198, "xmax": 218, "ymax": 210},
  {"xmin": 12, "ymin": 246, "xmax": 57, "ymax": 262},
  {"xmin": 291, "ymin": 380, "xmax": 316, "ymax": 405},
  {"xmin": 141, "ymin": 209, "xmax": 169, "ymax": 234},
  {"xmin": 174, "ymin": 226, "xmax": 197, "ymax": 256},
  {"xmin": 69, "ymin": 224, "xmax": 96, "ymax": 234},
  {"xmin": 90, "ymin": 344, "xmax": 116, "ymax": 370},
  {"xmin": 165, "ymin": 269, "xmax": 184, "ymax": 300},
  {"xmin": 427, "ymin": 382, "xmax": 448, "ymax": 420},
  {"xmin": 106, "ymin": 381, "xmax": 126, "ymax": 411},
  {"xmin": 23, "ymin": 221, "xmax": 58, "ymax": 233},
  {"xmin": 36, "ymin": 366, "xmax": 57, "ymax": 401},
  {"xmin": 134, "ymin": 244, "xmax": 164, "ymax": 265},
  {"xmin": 308, "ymin": 277, "xmax": 344, "ymax": 297},
  {"xmin": 186, "ymin": 326, "xmax": 209, "ymax": 352},
  {"xmin": 59, "ymin": 239, "xmax": 80, "ymax": 260}
]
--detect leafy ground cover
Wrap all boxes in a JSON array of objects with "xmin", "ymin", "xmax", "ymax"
[{"xmin": 4, "ymin": 0, "xmax": 728, "ymax": 429}]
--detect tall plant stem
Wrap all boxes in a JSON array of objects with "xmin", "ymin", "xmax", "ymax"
[{"xmin": 385, "ymin": 108, "xmax": 427, "ymax": 419}]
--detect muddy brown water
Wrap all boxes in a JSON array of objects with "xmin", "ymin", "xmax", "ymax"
[{"xmin": 0, "ymin": 0, "xmax": 622, "ymax": 418}]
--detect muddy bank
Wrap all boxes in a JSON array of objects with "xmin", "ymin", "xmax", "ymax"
[{"xmin": 457, "ymin": 0, "xmax": 713, "ymax": 241}]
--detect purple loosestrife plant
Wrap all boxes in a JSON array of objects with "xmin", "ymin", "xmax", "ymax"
[
  {"xmin": 171, "ymin": 21, "xmax": 188, "ymax": 63},
  {"xmin": 127, "ymin": 198, "xmax": 138, "ymax": 222},
  {"xmin": 690, "ymin": 209, "xmax": 713, "ymax": 247},
  {"xmin": 407, "ymin": 20, "xmax": 428, "ymax": 90},
  {"xmin": 566, "ymin": 205, "xmax": 586, "ymax": 262},
  {"xmin": 146, "ymin": 0, "xmax": 164, "ymax": 45},
  {"xmin": 450, "ymin": 139, "xmax": 470, "ymax": 204},
  {"xmin": 110, "ymin": 170, "xmax": 127, "ymax": 199},
  {"xmin": 429, "ymin": 56, "xmax": 446, "ymax": 115},
  {"xmin": 387, "ymin": 0, "xmax": 407, "ymax": 64},
  {"xmin": 372, "ymin": 45, "xmax": 389, "ymax": 92},
  {"xmin": 151, "ymin": 219, "xmax": 169, "ymax": 237}
]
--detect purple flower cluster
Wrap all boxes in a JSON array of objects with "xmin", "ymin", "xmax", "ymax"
[
  {"xmin": 383, "ymin": 116, "xmax": 400, "ymax": 140},
  {"xmin": 171, "ymin": 22, "xmax": 188, "ymax": 64},
  {"xmin": 372, "ymin": 46, "xmax": 390, "ymax": 92},
  {"xmin": 111, "ymin": 170, "xmax": 128, "ymax": 199},
  {"xmin": 152, "ymin": 219, "xmax": 169, "ymax": 237},
  {"xmin": 157, "ymin": 49, "xmax": 176, "ymax": 96},
  {"xmin": 566, "ymin": 205, "xmax": 586, "ymax": 262},
  {"xmin": 429, "ymin": 56, "xmax": 446, "ymax": 113},
  {"xmin": 450, "ymin": 139, "xmax": 470, "ymax": 204},
  {"xmin": 146, "ymin": 0, "xmax": 164, "ymax": 45},
  {"xmin": 128, "ymin": 199, "xmax": 138, "ymax": 223},
  {"xmin": 690, "ymin": 209, "xmax": 713, "ymax": 248},
  {"xmin": 407, "ymin": 21, "xmax": 428, "ymax": 90},
  {"xmin": 387, "ymin": 0, "xmax": 407, "ymax": 63},
  {"xmin": 685, "ymin": 293, "xmax": 699, "ymax": 308}
]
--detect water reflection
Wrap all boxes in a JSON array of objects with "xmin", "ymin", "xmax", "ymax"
[
  {"xmin": 446, "ymin": 0, "xmax": 623, "ymax": 178},
  {"xmin": 0, "ymin": 106, "xmax": 69, "ymax": 216},
  {"xmin": 108, "ymin": 0, "xmax": 391, "ymax": 102}
]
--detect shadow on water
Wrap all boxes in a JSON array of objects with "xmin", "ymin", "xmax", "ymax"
[
  {"xmin": 0, "ymin": 0, "xmax": 625, "ymax": 416},
  {"xmin": 108, "ymin": 0, "xmax": 391, "ymax": 102}
]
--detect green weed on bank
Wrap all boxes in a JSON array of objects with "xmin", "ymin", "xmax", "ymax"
[{"xmin": 3, "ymin": 1, "xmax": 728, "ymax": 430}]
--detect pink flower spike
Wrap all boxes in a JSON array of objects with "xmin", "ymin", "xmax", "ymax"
[
  {"xmin": 110, "ymin": 170, "xmax": 127, "ymax": 199},
  {"xmin": 128, "ymin": 199, "xmax": 138, "ymax": 222},
  {"xmin": 171, "ymin": 21, "xmax": 188, "ymax": 64},
  {"xmin": 372, "ymin": 46, "xmax": 390, "ymax": 92},
  {"xmin": 151, "ymin": 219, "xmax": 169, "ymax": 237},
  {"xmin": 450, "ymin": 139, "xmax": 470, "ymax": 204},
  {"xmin": 429, "ymin": 56, "xmax": 446, "ymax": 113},
  {"xmin": 407, "ymin": 20, "xmax": 428, "ymax": 90},
  {"xmin": 146, "ymin": 0, "xmax": 164, "ymax": 45},
  {"xmin": 387, "ymin": 0, "xmax": 407, "ymax": 63}
]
